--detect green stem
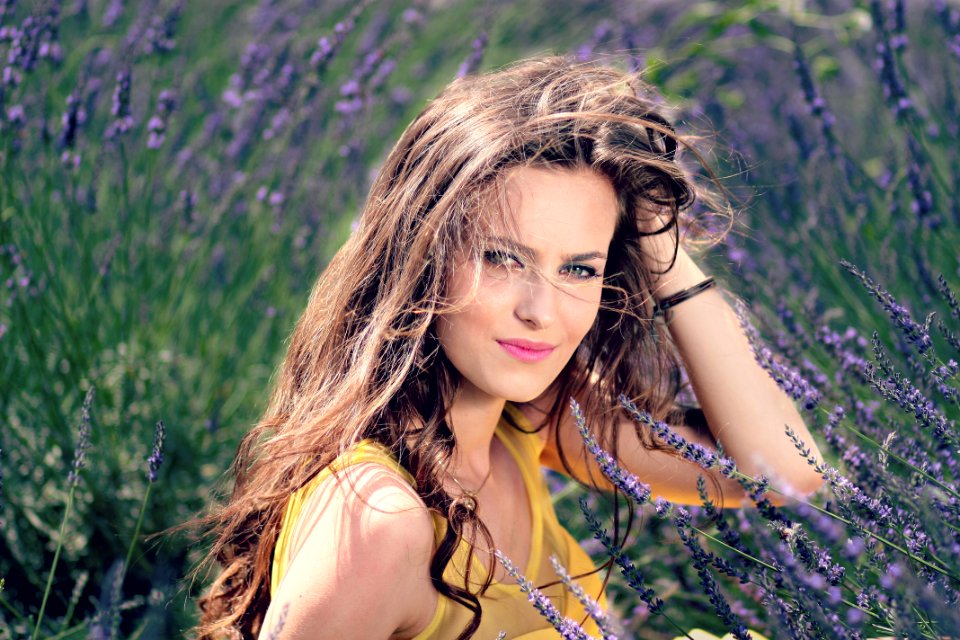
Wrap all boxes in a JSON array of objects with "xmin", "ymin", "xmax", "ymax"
[
  {"xmin": 0, "ymin": 592, "xmax": 28, "ymax": 624},
  {"xmin": 691, "ymin": 526, "xmax": 781, "ymax": 573},
  {"xmin": 122, "ymin": 483, "xmax": 153, "ymax": 581},
  {"xmin": 657, "ymin": 612, "xmax": 699, "ymax": 640},
  {"xmin": 31, "ymin": 484, "xmax": 77, "ymax": 640},
  {"xmin": 46, "ymin": 620, "xmax": 90, "ymax": 640},
  {"xmin": 838, "ymin": 597, "xmax": 886, "ymax": 623},
  {"xmin": 57, "ymin": 571, "xmax": 86, "ymax": 633}
]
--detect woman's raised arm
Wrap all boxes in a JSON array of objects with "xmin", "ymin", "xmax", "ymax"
[{"xmin": 642, "ymin": 239, "xmax": 826, "ymax": 500}]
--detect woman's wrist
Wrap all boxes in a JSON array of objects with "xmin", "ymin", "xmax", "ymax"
[{"xmin": 645, "ymin": 245, "xmax": 708, "ymax": 301}]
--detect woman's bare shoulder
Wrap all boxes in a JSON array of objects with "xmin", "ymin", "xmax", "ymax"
[{"xmin": 264, "ymin": 461, "xmax": 438, "ymax": 639}]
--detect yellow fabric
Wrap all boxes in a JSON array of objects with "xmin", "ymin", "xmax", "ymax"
[{"xmin": 270, "ymin": 401, "xmax": 608, "ymax": 639}]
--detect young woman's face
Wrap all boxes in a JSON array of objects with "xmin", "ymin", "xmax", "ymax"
[{"xmin": 436, "ymin": 165, "xmax": 619, "ymax": 405}]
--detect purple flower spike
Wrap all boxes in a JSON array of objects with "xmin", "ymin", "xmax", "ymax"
[
  {"xmin": 616, "ymin": 395, "xmax": 740, "ymax": 481},
  {"xmin": 549, "ymin": 555, "xmax": 619, "ymax": 640},
  {"xmin": 866, "ymin": 333, "xmax": 954, "ymax": 443},
  {"xmin": 58, "ymin": 90, "xmax": 87, "ymax": 151},
  {"xmin": 792, "ymin": 42, "xmax": 839, "ymax": 159},
  {"xmin": 146, "ymin": 89, "xmax": 176, "ymax": 149},
  {"xmin": 147, "ymin": 420, "xmax": 165, "ymax": 483},
  {"xmin": 495, "ymin": 550, "xmax": 598, "ymax": 640},
  {"xmin": 733, "ymin": 300, "xmax": 822, "ymax": 410},
  {"xmin": 105, "ymin": 67, "xmax": 134, "ymax": 139},
  {"xmin": 569, "ymin": 398, "xmax": 652, "ymax": 505},
  {"xmin": 141, "ymin": 2, "xmax": 182, "ymax": 56},
  {"xmin": 456, "ymin": 32, "xmax": 488, "ymax": 79},
  {"xmin": 673, "ymin": 506, "xmax": 754, "ymax": 640},
  {"xmin": 579, "ymin": 496, "xmax": 664, "ymax": 615},
  {"xmin": 68, "ymin": 387, "xmax": 95, "ymax": 488}
]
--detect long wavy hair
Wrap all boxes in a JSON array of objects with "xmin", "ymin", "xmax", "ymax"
[{"xmin": 191, "ymin": 53, "xmax": 733, "ymax": 640}]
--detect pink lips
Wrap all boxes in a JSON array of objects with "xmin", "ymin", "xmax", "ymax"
[{"xmin": 497, "ymin": 339, "xmax": 555, "ymax": 363}]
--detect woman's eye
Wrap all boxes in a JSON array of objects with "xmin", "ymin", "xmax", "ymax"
[
  {"xmin": 562, "ymin": 264, "xmax": 601, "ymax": 281},
  {"xmin": 483, "ymin": 249, "xmax": 522, "ymax": 269}
]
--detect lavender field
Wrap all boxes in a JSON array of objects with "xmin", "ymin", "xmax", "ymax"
[{"xmin": 2, "ymin": 0, "xmax": 959, "ymax": 638}]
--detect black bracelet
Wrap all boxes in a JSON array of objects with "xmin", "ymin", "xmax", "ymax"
[{"xmin": 653, "ymin": 276, "xmax": 717, "ymax": 318}]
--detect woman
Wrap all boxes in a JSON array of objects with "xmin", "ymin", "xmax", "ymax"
[{"xmin": 194, "ymin": 54, "xmax": 825, "ymax": 639}]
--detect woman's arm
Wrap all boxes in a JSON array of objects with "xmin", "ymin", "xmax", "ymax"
[{"xmin": 641, "ymin": 233, "xmax": 826, "ymax": 499}]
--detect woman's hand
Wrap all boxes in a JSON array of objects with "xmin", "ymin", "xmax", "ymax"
[{"xmin": 635, "ymin": 207, "xmax": 702, "ymax": 302}]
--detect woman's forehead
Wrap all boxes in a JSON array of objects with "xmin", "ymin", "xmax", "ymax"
[{"xmin": 479, "ymin": 165, "xmax": 618, "ymax": 250}]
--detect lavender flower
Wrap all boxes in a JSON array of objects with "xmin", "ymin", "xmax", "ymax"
[
  {"xmin": 816, "ymin": 325, "xmax": 870, "ymax": 387},
  {"xmin": 101, "ymin": 0, "xmax": 123, "ymax": 28},
  {"xmin": 548, "ymin": 555, "xmax": 619, "ymax": 640},
  {"xmin": 147, "ymin": 420, "xmax": 165, "ymax": 483},
  {"xmin": 674, "ymin": 506, "xmax": 754, "ymax": 640},
  {"xmin": 87, "ymin": 558, "xmax": 124, "ymax": 640},
  {"xmin": 457, "ymin": 32, "xmax": 488, "ymax": 79},
  {"xmin": 616, "ymin": 394, "xmax": 742, "ymax": 483},
  {"xmin": 146, "ymin": 89, "xmax": 176, "ymax": 149},
  {"xmin": 791, "ymin": 41, "xmax": 838, "ymax": 160},
  {"xmin": 929, "ymin": 359, "xmax": 959, "ymax": 403},
  {"xmin": 495, "ymin": 550, "xmax": 597, "ymax": 640},
  {"xmin": 58, "ymin": 89, "xmax": 87, "ymax": 152},
  {"xmin": 763, "ymin": 534, "xmax": 851, "ymax": 638},
  {"xmin": 697, "ymin": 476, "xmax": 753, "ymax": 581},
  {"xmin": 105, "ymin": 67, "xmax": 133, "ymax": 139},
  {"xmin": 936, "ymin": 0, "xmax": 960, "ymax": 61},
  {"xmin": 570, "ymin": 398, "xmax": 652, "ymax": 505},
  {"xmin": 6, "ymin": 14, "xmax": 41, "ymax": 74},
  {"xmin": 68, "ymin": 387, "xmax": 95, "ymax": 488},
  {"xmin": 785, "ymin": 425, "xmax": 894, "ymax": 524},
  {"xmin": 866, "ymin": 333, "xmax": 953, "ymax": 442},
  {"xmin": 904, "ymin": 134, "xmax": 935, "ymax": 222},
  {"xmin": 891, "ymin": 0, "xmax": 908, "ymax": 49},
  {"xmin": 870, "ymin": 0, "xmax": 912, "ymax": 121},
  {"xmin": 578, "ymin": 497, "xmax": 664, "ymax": 615},
  {"xmin": 771, "ymin": 517, "xmax": 846, "ymax": 587},
  {"xmin": 937, "ymin": 273, "xmax": 960, "ymax": 321},
  {"xmin": 310, "ymin": 8, "xmax": 362, "ymax": 70},
  {"xmin": 141, "ymin": 2, "xmax": 182, "ymax": 56},
  {"xmin": 839, "ymin": 260, "xmax": 933, "ymax": 355},
  {"xmin": 734, "ymin": 300, "xmax": 822, "ymax": 410}
]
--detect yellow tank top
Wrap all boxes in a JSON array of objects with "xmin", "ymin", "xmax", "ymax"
[{"xmin": 270, "ymin": 402, "xmax": 608, "ymax": 639}]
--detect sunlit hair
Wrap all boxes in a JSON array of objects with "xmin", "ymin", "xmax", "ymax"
[{"xmin": 192, "ymin": 53, "xmax": 733, "ymax": 639}]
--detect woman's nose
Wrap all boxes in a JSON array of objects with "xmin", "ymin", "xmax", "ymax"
[{"xmin": 514, "ymin": 270, "xmax": 558, "ymax": 329}]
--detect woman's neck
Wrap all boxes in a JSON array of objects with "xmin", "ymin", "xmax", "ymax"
[{"xmin": 445, "ymin": 383, "xmax": 505, "ymax": 485}]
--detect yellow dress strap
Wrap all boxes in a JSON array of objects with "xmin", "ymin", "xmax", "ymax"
[
  {"xmin": 270, "ymin": 439, "xmax": 418, "ymax": 597},
  {"xmin": 410, "ymin": 595, "xmax": 446, "ymax": 640}
]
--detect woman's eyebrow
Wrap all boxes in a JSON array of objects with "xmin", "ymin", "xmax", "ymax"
[{"xmin": 483, "ymin": 235, "xmax": 607, "ymax": 262}]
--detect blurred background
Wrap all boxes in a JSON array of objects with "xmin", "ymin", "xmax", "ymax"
[{"xmin": 2, "ymin": 0, "xmax": 958, "ymax": 638}]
